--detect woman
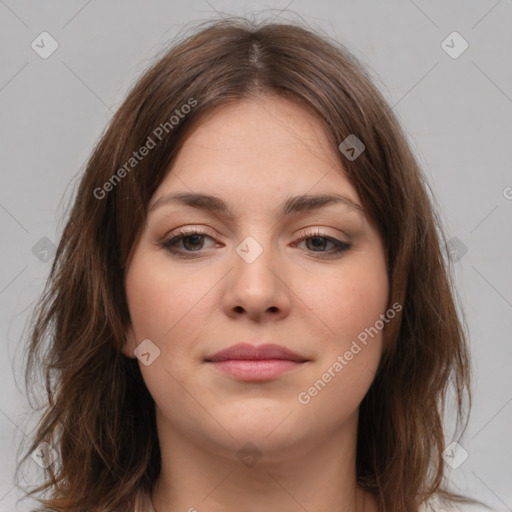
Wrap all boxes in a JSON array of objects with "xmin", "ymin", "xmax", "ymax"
[{"xmin": 16, "ymin": 16, "xmax": 491, "ymax": 512}]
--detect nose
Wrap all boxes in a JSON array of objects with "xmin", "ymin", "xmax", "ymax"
[{"xmin": 221, "ymin": 235, "xmax": 292, "ymax": 322}]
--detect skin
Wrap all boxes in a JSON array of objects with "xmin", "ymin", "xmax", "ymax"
[{"xmin": 122, "ymin": 94, "xmax": 389, "ymax": 512}]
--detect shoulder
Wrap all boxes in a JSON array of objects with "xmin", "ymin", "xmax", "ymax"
[{"xmin": 419, "ymin": 499, "xmax": 495, "ymax": 512}]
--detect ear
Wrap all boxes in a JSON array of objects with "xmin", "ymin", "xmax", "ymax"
[{"xmin": 121, "ymin": 323, "xmax": 138, "ymax": 359}]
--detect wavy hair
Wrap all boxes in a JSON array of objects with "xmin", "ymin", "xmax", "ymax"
[{"xmin": 15, "ymin": 15, "xmax": 487, "ymax": 512}]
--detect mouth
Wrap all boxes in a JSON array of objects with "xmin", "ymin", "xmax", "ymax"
[{"xmin": 205, "ymin": 343, "xmax": 310, "ymax": 381}]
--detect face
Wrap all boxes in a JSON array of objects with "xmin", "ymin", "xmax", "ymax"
[{"xmin": 122, "ymin": 95, "xmax": 390, "ymax": 461}]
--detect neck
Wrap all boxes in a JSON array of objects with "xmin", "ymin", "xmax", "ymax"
[{"xmin": 150, "ymin": 408, "xmax": 378, "ymax": 512}]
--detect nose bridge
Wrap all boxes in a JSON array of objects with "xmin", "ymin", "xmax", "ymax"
[
  {"xmin": 222, "ymin": 230, "xmax": 290, "ymax": 319},
  {"xmin": 233, "ymin": 232, "xmax": 277, "ymax": 290}
]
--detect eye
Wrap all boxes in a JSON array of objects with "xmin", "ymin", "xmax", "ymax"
[
  {"xmin": 161, "ymin": 228, "xmax": 218, "ymax": 258},
  {"xmin": 294, "ymin": 229, "xmax": 352, "ymax": 258},
  {"xmin": 160, "ymin": 228, "xmax": 352, "ymax": 259}
]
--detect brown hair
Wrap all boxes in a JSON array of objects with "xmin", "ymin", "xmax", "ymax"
[{"xmin": 15, "ymin": 15, "xmax": 488, "ymax": 512}]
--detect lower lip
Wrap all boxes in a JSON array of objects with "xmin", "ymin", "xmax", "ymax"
[{"xmin": 207, "ymin": 359, "xmax": 305, "ymax": 381}]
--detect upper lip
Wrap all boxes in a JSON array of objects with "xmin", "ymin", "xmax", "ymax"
[{"xmin": 206, "ymin": 343, "xmax": 308, "ymax": 363}]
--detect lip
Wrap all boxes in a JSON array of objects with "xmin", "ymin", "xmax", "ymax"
[
  {"xmin": 206, "ymin": 343, "xmax": 307, "ymax": 363},
  {"xmin": 205, "ymin": 343, "xmax": 309, "ymax": 381}
]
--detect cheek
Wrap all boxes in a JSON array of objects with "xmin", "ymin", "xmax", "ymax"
[
  {"xmin": 125, "ymin": 251, "xmax": 194, "ymax": 337},
  {"xmin": 124, "ymin": 254, "xmax": 202, "ymax": 405},
  {"xmin": 125, "ymin": 251, "xmax": 219, "ymax": 359},
  {"xmin": 125, "ymin": 264, "xmax": 170, "ymax": 339},
  {"xmin": 295, "ymin": 254, "xmax": 389, "ymax": 344},
  {"xmin": 295, "ymin": 263, "xmax": 387, "ymax": 418}
]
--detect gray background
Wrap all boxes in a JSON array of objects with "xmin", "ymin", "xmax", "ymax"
[{"xmin": 1, "ymin": 1, "xmax": 511, "ymax": 511}]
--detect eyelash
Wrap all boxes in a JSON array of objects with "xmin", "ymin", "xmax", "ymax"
[{"xmin": 160, "ymin": 228, "xmax": 352, "ymax": 259}]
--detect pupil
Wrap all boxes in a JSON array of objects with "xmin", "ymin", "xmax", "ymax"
[
  {"xmin": 184, "ymin": 235, "xmax": 203, "ymax": 251},
  {"xmin": 308, "ymin": 236, "xmax": 326, "ymax": 250}
]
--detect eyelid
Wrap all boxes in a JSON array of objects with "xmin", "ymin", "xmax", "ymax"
[
  {"xmin": 159, "ymin": 226, "xmax": 218, "ymax": 246},
  {"xmin": 295, "ymin": 226, "xmax": 350, "ymax": 241},
  {"xmin": 161, "ymin": 225, "xmax": 350, "ymax": 244}
]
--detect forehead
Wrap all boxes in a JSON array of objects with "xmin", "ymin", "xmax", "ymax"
[
  {"xmin": 179, "ymin": 95, "xmax": 336, "ymax": 163},
  {"xmin": 152, "ymin": 95, "xmax": 360, "ymax": 211}
]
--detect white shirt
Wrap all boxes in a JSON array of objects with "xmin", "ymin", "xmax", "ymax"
[{"xmin": 134, "ymin": 489, "xmax": 491, "ymax": 512}]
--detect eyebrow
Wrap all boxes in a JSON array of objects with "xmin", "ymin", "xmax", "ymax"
[{"xmin": 148, "ymin": 192, "xmax": 365, "ymax": 218}]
